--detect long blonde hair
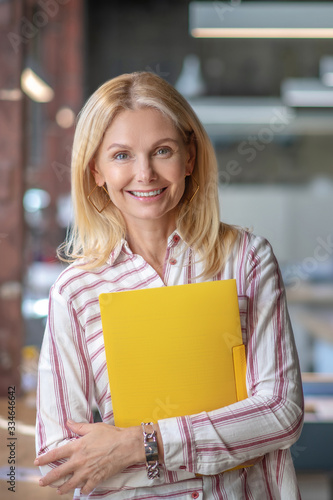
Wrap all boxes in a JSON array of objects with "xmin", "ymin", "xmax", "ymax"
[{"xmin": 58, "ymin": 72, "xmax": 238, "ymax": 279}]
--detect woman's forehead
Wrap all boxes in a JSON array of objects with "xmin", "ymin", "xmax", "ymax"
[{"xmin": 101, "ymin": 107, "xmax": 182, "ymax": 148}]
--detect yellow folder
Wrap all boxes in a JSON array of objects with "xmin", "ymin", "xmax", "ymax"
[{"xmin": 99, "ymin": 279, "xmax": 247, "ymax": 428}]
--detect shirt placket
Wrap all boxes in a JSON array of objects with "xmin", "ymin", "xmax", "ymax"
[{"xmin": 163, "ymin": 233, "xmax": 183, "ymax": 286}]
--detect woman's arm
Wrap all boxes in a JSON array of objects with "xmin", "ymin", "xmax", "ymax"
[
  {"xmin": 36, "ymin": 287, "xmax": 145, "ymax": 493},
  {"xmin": 158, "ymin": 235, "xmax": 304, "ymax": 475},
  {"xmin": 35, "ymin": 284, "xmax": 166, "ymax": 496},
  {"xmin": 35, "ymin": 285, "xmax": 94, "ymax": 466}
]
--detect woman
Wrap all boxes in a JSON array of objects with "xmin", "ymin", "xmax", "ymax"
[{"xmin": 35, "ymin": 72, "xmax": 303, "ymax": 499}]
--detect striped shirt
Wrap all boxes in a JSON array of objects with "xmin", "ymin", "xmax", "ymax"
[{"xmin": 36, "ymin": 229, "xmax": 304, "ymax": 499}]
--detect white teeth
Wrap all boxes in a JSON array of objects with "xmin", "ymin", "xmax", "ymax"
[{"xmin": 131, "ymin": 189, "xmax": 163, "ymax": 197}]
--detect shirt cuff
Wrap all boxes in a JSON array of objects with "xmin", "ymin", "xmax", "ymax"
[{"xmin": 159, "ymin": 415, "xmax": 197, "ymax": 474}]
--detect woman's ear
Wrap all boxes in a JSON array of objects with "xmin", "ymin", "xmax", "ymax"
[
  {"xmin": 89, "ymin": 159, "xmax": 104, "ymax": 186},
  {"xmin": 185, "ymin": 141, "xmax": 196, "ymax": 176}
]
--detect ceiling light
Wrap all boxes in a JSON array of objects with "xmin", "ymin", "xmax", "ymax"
[
  {"xmin": 21, "ymin": 67, "xmax": 54, "ymax": 103},
  {"xmin": 189, "ymin": 2, "xmax": 333, "ymax": 39}
]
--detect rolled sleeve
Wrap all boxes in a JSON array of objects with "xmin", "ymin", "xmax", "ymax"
[{"xmin": 159, "ymin": 415, "xmax": 198, "ymax": 474}]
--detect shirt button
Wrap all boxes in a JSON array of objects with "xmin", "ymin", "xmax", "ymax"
[
  {"xmin": 179, "ymin": 465, "xmax": 186, "ymax": 470},
  {"xmin": 191, "ymin": 493, "xmax": 199, "ymax": 499},
  {"xmin": 173, "ymin": 234, "xmax": 180, "ymax": 244},
  {"xmin": 169, "ymin": 258, "xmax": 177, "ymax": 265}
]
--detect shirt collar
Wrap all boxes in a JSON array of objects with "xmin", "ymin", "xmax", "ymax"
[{"xmin": 106, "ymin": 229, "xmax": 183, "ymax": 267}]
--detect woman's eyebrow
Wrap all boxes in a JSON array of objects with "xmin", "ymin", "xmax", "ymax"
[
  {"xmin": 107, "ymin": 143, "xmax": 129, "ymax": 151},
  {"xmin": 151, "ymin": 138, "xmax": 179, "ymax": 146}
]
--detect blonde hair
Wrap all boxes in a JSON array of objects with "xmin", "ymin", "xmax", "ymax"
[{"xmin": 59, "ymin": 72, "xmax": 238, "ymax": 279}]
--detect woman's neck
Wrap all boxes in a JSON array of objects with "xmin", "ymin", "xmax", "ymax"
[{"xmin": 126, "ymin": 220, "xmax": 176, "ymax": 279}]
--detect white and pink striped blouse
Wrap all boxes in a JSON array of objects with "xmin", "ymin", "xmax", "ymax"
[{"xmin": 36, "ymin": 229, "xmax": 304, "ymax": 499}]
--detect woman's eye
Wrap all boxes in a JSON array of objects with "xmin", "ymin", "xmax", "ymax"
[
  {"xmin": 156, "ymin": 147, "xmax": 171, "ymax": 156},
  {"xmin": 114, "ymin": 152, "xmax": 129, "ymax": 160}
]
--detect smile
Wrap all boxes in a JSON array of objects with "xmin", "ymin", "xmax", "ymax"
[{"xmin": 129, "ymin": 188, "xmax": 166, "ymax": 198}]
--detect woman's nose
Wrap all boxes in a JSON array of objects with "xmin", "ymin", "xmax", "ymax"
[{"xmin": 136, "ymin": 156, "xmax": 157, "ymax": 183}]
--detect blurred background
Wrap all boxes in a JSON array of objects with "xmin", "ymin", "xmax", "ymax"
[{"xmin": 0, "ymin": 0, "xmax": 333, "ymax": 498}]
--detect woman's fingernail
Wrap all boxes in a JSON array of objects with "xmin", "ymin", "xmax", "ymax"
[
  {"xmin": 39, "ymin": 479, "xmax": 44, "ymax": 486},
  {"xmin": 67, "ymin": 419, "xmax": 74, "ymax": 424}
]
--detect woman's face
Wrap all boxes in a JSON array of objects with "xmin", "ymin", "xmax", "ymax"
[{"xmin": 90, "ymin": 107, "xmax": 195, "ymax": 233}]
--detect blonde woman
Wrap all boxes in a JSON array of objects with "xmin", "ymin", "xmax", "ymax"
[{"xmin": 35, "ymin": 72, "xmax": 303, "ymax": 499}]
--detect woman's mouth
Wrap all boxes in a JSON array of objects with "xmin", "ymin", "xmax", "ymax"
[{"xmin": 128, "ymin": 188, "xmax": 166, "ymax": 198}]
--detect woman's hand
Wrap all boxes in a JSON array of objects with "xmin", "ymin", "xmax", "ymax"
[{"xmin": 34, "ymin": 420, "xmax": 145, "ymax": 496}]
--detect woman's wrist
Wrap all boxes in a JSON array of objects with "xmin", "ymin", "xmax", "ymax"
[{"xmin": 126, "ymin": 426, "xmax": 146, "ymax": 464}]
